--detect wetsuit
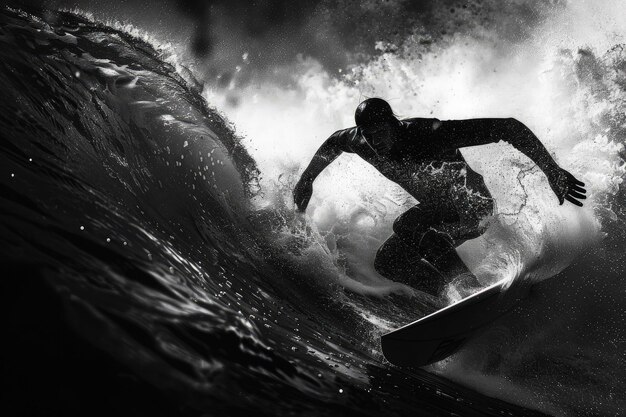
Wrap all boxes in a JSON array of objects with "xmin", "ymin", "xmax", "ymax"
[{"xmin": 296, "ymin": 117, "xmax": 571, "ymax": 295}]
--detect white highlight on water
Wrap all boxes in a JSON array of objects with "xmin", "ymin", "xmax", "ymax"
[{"xmin": 206, "ymin": 1, "xmax": 623, "ymax": 299}]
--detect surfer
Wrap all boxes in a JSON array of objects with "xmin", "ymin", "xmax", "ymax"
[{"xmin": 293, "ymin": 98, "xmax": 586, "ymax": 296}]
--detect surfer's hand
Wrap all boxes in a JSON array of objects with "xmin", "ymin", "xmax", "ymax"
[
  {"xmin": 293, "ymin": 176, "xmax": 313, "ymax": 212},
  {"xmin": 548, "ymin": 167, "xmax": 586, "ymax": 207}
]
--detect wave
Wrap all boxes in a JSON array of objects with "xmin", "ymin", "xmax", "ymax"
[{"xmin": 1, "ymin": 4, "xmax": 625, "ymax": 416}]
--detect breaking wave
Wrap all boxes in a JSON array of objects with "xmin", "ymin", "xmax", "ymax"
[{"xmin": 1, "ymin": 3, "xmax": 624, "ymax": 416}]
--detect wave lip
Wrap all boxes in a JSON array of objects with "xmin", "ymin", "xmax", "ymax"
[{"xmin": 2, "ymin": 4, "xmax": 625, "ymax": 417}]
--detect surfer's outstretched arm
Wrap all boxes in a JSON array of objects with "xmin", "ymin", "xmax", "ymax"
[
  {"xmin": 502, "ymin": 119, "xmax": 587, "ymax": 206},
  {"xmin": 436, "ymin": 118, "xmax": 587, "ymax": 206},
  {"xmin": 293, "ymin": 131, "xmax": 345, "ymax": 212}
]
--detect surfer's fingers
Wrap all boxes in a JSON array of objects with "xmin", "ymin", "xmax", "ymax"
[
  {"xmin": 565, "ymin": 195, "xmax": 583, "ymax": 207},
  {"xmin": 570, "ymin": 183, "xmax": 586, "ymax": 194},
  {"xmin": 565, "ymin": 172, "xmax": 585, "ymax": 187},
  {"xmin": 568, "ymin": 189, "xmax": 586, "ymax": 199}
]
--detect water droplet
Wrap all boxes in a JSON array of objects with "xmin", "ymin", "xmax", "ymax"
[
  {"xmin": 106, "ymin": 238, "xmax": 111, "ymax": 243},
  {"xmin": 80, "ymin": 226, "xmax": 84, "ymax": 231},
  {"xmin": 339, "ymin": 388, "xmax": 343, "ymax": 394}
]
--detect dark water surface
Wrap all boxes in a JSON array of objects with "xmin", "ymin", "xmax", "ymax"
[{"xmin": 1, "ymin": 7, "xmax": 624, "ymax": 417}]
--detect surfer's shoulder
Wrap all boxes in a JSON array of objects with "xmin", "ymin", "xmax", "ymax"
[
  {"xmin": 401, "ymin": 117, "xmax": 442, "ymax": 136},
  {"xmin": 328, "ymin": 126, "xmax": 360, "ymax": 153}
]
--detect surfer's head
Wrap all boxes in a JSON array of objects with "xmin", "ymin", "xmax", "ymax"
[
  {"xmin": 355, "ymin": 98, "xmax": 396, "ymax": 127},
  {"xmin": 355, "ymin": 98, "xmax": 399, "ymax": 152}
]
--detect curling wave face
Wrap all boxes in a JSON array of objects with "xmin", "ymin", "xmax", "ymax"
[
  {"xmin": 0, "ymin": 8, "xmax": 531, "ymax": 416},
  {"xmin": 1, "ymin": 5, "xmax": 625, "ymax": 417}
]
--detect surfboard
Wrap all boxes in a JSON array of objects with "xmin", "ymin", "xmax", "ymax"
[{"xmin": 381, "ymin": 279, "xmax": 529, "ymax": 367}]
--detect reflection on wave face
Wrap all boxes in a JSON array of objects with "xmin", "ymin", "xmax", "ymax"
[{"xmin": 1, "ymin": 4, "xmax": 625, "ymax": 417}]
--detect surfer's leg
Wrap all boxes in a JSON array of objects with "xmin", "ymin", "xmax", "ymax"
[
  {"xmin": 392, "ymin": 202, "xmax": 459, "ymax": 237},
  {"xmin": 374, "ymin": 233, "xmax": 445, "ymax": 295},
  {"xmin": 445, "ymin": 169, "xmax": 496, "ymax": 244},
  {"xmin": 418, "ymin": 185, "xmax": 495, "ymax": 293},
  {"xmin": 377, "ymin": 205, "xmax": 433, "ymax": 279},
  {"xmin": 417, "ymin": 229, "xmax": 472, "ymax": 278},
  {"xmin": 374, "ymin": 233, "xmax": 411, "ymax": 279},
  {"xmin": 393, "ymin": 200, "xmax": 472, "ymax": 276},
  {"xmin": 376, "ymin": 206, "xmax": 452, "ymax": 295},
  {"xmin": 375, "ymin": 183, "xmax": 495, "ymax": 295}
]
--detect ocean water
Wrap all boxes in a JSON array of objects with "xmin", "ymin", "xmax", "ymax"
[{"xmin": 1, "ymin": 3, "xmax": 624, "ymax": 416}]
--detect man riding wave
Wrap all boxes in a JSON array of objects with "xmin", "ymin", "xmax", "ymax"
[{"xmin": 293, "ymin": 98, "xmax": 586, "ymax": 296}]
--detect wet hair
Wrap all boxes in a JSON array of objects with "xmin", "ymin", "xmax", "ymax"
[{"xmin": 354, "ymin": 98, "xmax": 397, "ymax": 127}]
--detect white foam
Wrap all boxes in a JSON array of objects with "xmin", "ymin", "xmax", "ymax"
[{"xmin": 208, "ymin": 0, "xmax": 624, "ymax": 296}]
